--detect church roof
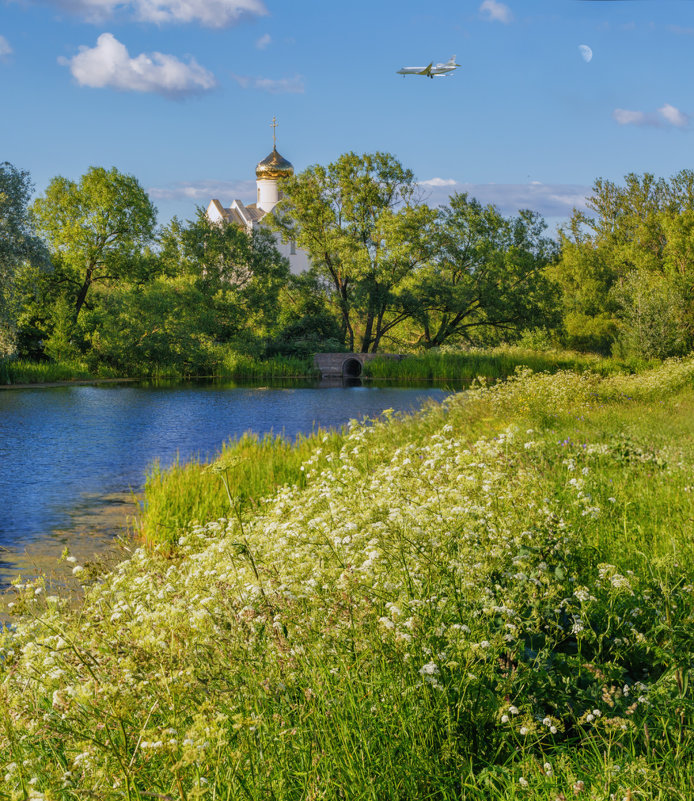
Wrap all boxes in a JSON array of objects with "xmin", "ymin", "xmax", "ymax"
[{"xmin": 256, "ymin": 146, "xmax": 294, "ymax": 180}]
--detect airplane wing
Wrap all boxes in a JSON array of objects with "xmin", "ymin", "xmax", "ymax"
[{"xmin": 421, "ymin": 62, "xmax": 433, "ymax": 76}]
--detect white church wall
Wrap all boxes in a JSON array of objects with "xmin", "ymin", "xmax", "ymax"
[{"xmin": 274, "ymin": 234, "xmax": 311, "ymax": 276}]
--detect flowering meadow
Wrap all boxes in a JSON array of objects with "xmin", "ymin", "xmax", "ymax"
[{"xmin": 2, "ymin": 359, "xmax": 694, "ymax": 799}]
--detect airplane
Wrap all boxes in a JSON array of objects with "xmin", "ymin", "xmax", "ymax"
[{"xmin": 397, "ymin": 56, "xmax": 461, "ymax": 79}]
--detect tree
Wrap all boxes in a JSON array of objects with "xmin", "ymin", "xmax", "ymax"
[
  {"xmin": 0, "ymin": 162, "xmax": 47, "ymax": 355},
  {"xmin": 272, "ymin": 152, "xmax": 434, "ymax": 352},
  {"xmin": 31, "ymin": 166, "xmax": 157, "ymax": 322},
  {"xmin": 407, "ymin": 194, "xmax": 559, "ymax": 348},
  {"xmin": 552, "ymin": 170, "xmax": 694, "ymax": 354},
  {"xmin": 159, "ymin": 211, "xmax": 290, "ymax": 348},
  {"xmin": 610, "ymin": 271, "xmax": 689, "ymax": 359}
]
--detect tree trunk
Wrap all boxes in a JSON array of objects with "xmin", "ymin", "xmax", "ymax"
[
  {"xmin": 74, "ymin": 266, "xmax": 94, "ymax": 320},
  {"xmin": 361, "ymin": 311, "xmax": 374, "ymax": 352}
]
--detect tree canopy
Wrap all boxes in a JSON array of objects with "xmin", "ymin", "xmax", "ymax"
[
  {"xmin": 272, "ymin": 151, "xmax": 434, "ymax": 352},
  {"xmin": 551, "ymin": 170, "xmax": 694, "ymax": 356},
  {"xmin": 31, "ymin": 166, "xmax": 158, "ymax": 322},
  {"xmin": 0, "ymin": 162, "xmax": 47, "ymax": 355},
  {"xmin": 408, "ymin": 194, "xmax": 559, "ymax": 348}
]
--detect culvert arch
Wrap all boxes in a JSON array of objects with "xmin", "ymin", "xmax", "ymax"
[{"xmin": 342, "ymin": 357, "xmax": 363, "ymax": 378}]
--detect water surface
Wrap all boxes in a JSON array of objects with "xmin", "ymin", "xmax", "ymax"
[{"xmin": 0, "ymin": 380, "xmax": 448, "ymax": 583}]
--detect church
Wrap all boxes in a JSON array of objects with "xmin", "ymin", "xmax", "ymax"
[{"xmin": 205, "ymin": 130, "xmax": 310, "ymax": 276}]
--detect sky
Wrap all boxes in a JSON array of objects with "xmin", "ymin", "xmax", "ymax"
[{"xmin": 3, "ymin": 0, "xmax": 694, "ymax": 231}]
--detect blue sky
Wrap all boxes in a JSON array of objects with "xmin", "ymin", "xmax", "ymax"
[{"xmin": 3, "ymin": 0, "xmax": 694, "ymax": 230}]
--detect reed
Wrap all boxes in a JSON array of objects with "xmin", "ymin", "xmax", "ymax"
[
  {"xmin": 362, "ymin": 346, "xmax": 650, "ymax": 382},
  {"xmin": 0, "ymin": 358, "xmax": 102, "ymax": 384},
  {"xmin": 217, "ymin": 352, "xmax": 318, "ymax": 379}
]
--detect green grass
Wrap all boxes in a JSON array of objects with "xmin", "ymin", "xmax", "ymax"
[
  {"xmin": 217, "ymin": 352, "xmax": 318, "ymax": 379},
  {"xmin": 139, "ymin": 430, "xmax": 344, "ymax": 551},
  {"xmin": 3, "ymin": 357, "xmax": 694, "ymax": 799},
  {"xmin": 363, "ymin": 346, "xmax": 652, "ymax": 382},
  {"xmin": 0, "ymin": 353, "xmax": 318, "ymax": 385},
  {"xmin": 0, "ymin": 358, "xmax": 108, "ymax": 384}
]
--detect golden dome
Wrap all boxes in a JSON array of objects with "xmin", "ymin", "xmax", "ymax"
[{"xmin": 256, "ymin": 147, "xmax": 294, "ymax": 180}]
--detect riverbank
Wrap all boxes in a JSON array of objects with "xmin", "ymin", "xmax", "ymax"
[
  {"xmin": 3, "ymin": 358, "xmax": 694, "ymax": 799},
  {"xmin": 1, "ymin": 347, "xmax": 652, "ymax": 388},
  {"xmin": 0, "ymin": 354, "xmax": 319, "ymax": 385}
]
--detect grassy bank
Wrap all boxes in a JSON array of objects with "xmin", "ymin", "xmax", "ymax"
[
  {"xmin": 139, "ymin": 430, "xmax": 343, "ymax": 551},
  {"xmin": 2, "ymin": 347, "xmax": 643, "ymax": 387},
  {"xmin": 363, "ymin": 346, "xmax": 652, "ymax": 382},
  {"xmin": 3, "ymin": 359, "xmax": 694, "ymax": 799},
  {"xmin": 0, "ymin": 354, "xmax": 317, "ymax": 385},
  {"xmin": 0, "ymin": 358, "xmax": 108, "ymax": 385}
]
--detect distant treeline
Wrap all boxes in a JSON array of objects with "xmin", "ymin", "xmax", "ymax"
[{"xmin": 1, "ymin": 156, "xmax": 693, "ymax": 377}]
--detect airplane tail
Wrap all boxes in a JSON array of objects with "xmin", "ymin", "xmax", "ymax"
[{"xmin": 448, "ymin": 55, "xmax": 460, "ymax": 66}]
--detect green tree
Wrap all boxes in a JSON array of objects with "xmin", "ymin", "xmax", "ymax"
[
  {"xmin": 31, "ymin": 166, "xmax": 157, "ymax": 322},
  {"xmin": 83, "ymin": 276, "xmax": 216, "ymax": 375},
  {"xmin": 272, "ymin": 152, "xmax": 434, "ymax": 352},
  {"xmin": 611, "ymin": 271, "xmax": 689, "ymax": 359},
  {"xmin": 408, "ymin": 194, "xmax": 559, "ymax": 348},
  {"xmin": 552, "ymin": 170, "xmax": 694, "ymax": 355},
  {"xmin": 160, "ymin": 211, "xmax": 290, "ymax": 349},
  {"xmin": 0, "ymin": 162, "xmax": 47, "ymax": 355},
  {"xmin": 269, "ymin": 273, "xmax": 345, "ymax": 357}
]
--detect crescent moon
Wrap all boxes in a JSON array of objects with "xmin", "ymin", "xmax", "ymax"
[{"xmin": 579, "ymin": 44, "xmax": 593, "ymax": 63}]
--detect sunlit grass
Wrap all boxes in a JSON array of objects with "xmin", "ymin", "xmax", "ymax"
[
  {"xmin": 139, "ymin": 430, "xmax": 344, "ymax": 550},
  {"xmin": 3, "ymin": 357, "xmax": 694, "ymax": 799},
  {"xmin": 363, "ymin": 346, "xmax": 652, "ymax": 382}
]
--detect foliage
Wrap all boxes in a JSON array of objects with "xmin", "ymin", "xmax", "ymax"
[
  {"xmin": 4, "ymin": 360, "xmax": 694, "ymax": 798},
  {"xmin": 362, "ymin": 345, "xmax": 649, "ymax": 382},
  {"xmin": 272, "ymin": 151, "xmax": 434, "ymax": 352},
  {"xmin": 0, "ymin": 162, "xmax": 47, "ymax": 356},
  {"xmin": 30, "ymin": 166, "xmax": 158, "ymax": 321},
  {"xmin": 553, "ymin": 170, "xmax": 694, "ymax": 356},
  {"xmin": 610, "ymin": 270, "xmax": 689, "ymax": 360},
  {"xmin": 81, "ymin": 277, "xmax": 218, "ymax": 376},
  {"xmin": 0, "ymin": 358, "xmax": 106, "ymax": 385},
  {"xmin": 268, "ymin": 273, "xmax": 346, "ymax": 357},
  {"xmin": 160, "ymin": 211, "xmax": 290, "ymax": 346},
  {"xmin": 408, "ymin": 193, "xmax": 560, "ymax": 348}
]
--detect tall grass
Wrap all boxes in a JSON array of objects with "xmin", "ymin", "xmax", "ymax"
[
  {"xmin": 3, "ymin": 358, "xmax": 694, "ymax": 799},
  {"xmin": 0, "ymin": 358, "xmax": 109, "ymax": 384},
  {"xmin": 139, "ymin": 430, "xmax": 344, "ymax": 550},
  {"xmin": 0, "ymin": 353, "xmax": 318, "ymax": 385},
  {"xmin": 217, "ymin": 352, "xmax": 317, "ymax": 379},
  {"xmin": 363, "ymin": 346, "xmax": 651, "ymax": 382}
]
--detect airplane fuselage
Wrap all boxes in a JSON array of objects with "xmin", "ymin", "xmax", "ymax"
[{"xmin": 397, "ymin": 57, "xmax": 460, "ymax": 78}]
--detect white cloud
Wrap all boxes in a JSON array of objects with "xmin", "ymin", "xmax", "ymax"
[
  {"xmin": 60, "ymin": 33, "xmax": 217, "ymax": 97},
  {"xmin": 0, "ymin": 35, "xmax": 12, "ymax": 58},
  {"xmin": 613, "ymin": 108, "xmax": 651, "ymax": 126},
  {"xmin": 667, "ymin": 25, "xmax": 694, "ymax": 36},
  {"xmin": 148, "ymin": 179, "xmax": 256, "ymax": 203},
  {"xmin": 658, "ymin": 103, "xmax": 689, "ymax": 128},
  {"xmin": 45, "ymin": 0, "xmax": 267, "ymax": 27},
  {"xmin": 479, "ymin": 0, "xmax": 512, "ymax": 24},
  {"xmin": 232, "ymin": 73, "xmax": 304, "ymax": 94},
  {"xmin": 613, "ymin": 103, "xmax": 689, "ymax": 129},
  {"xmin": 418, "ymin": 179, "xmax": 591, "ymax": 218},
  {"xmin": 420, "ymin": 178, "xmax": 457, "ymax": 188},
  {"xmin": 255, "ymin": 33, "xmax": 271, "ymax": 49}
]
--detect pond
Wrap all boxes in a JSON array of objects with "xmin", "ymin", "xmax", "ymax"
[{"xmin": 0, "ymin": 379, "xmax": 450, "ymax": 586}]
